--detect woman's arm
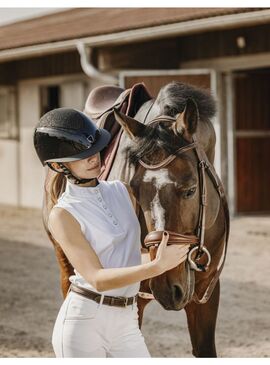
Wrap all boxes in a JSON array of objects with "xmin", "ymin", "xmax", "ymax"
[{"xmin": 48, "ymin": 207, "xmax": 161, "ymax": 292}]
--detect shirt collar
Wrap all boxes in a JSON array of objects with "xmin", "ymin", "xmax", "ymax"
[{"xmin": 65, "ymin": 178, "xmax": 102, "ymax": 197}]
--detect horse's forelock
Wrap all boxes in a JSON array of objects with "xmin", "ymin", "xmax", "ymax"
[
  {"xmin": 125, "ymin": 122, "xmax": 185, "ymax": 165},
  {"xmin": 156, "ymin": 81, "xmax": 217, "ymax": 121}
]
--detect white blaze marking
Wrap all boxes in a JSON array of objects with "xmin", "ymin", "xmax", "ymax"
[
  {"xmin": 151, "ymin": 192, "xmax": 166, "ymax": 230},
  {"xmin": 143, "ymin": 169, "xmax": 172, "ymax": 188},
  {"xmin": 143, "ymin": 169, "xmax": 175, "ymax": 230}
]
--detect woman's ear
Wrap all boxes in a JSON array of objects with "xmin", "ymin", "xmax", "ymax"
[{"xmin": 50, "ymin": 162, "xmax": 64, "ymax": 173}]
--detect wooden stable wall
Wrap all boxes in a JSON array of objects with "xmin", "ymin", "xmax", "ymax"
[
  {"xmin": 235, "ymin": 69, "xmax": 270, "ymax": 213},
  {"xmin": 0, "ymin": 51, "xmax": 82, "ymax": 84},
  {"xmin": 124, "ymin": 74, "xmax": 211, "ymax": 97},
  {"xmin": 98, "ymin": 23, "xmax": 270, "ymax": 71}
]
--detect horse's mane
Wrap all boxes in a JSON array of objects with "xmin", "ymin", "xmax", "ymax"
[{"xmin": 125, "ymin": 81, "xmax": 216, "ymax": 165}]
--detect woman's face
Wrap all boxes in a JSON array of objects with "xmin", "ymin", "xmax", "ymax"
[
  {"xmin": 66, "ymin": 152, "xmax": 101, "ymax": 179},
  {"xmin": 52, "ymin": 152, "xmax": 101, "ymax": 179}
]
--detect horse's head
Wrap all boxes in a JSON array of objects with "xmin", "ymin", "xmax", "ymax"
[{"xmin": 114, "ymin": 95, "xmax": 221, "ymax": 310}]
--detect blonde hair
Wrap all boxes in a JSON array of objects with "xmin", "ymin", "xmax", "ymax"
[{"xmin": 48, "ymin": 171, "xmax": 66, "ymax": 207}]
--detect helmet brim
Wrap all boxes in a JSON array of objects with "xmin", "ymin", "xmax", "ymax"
[{"xmin": 45, "ymin": 128, "xmax": 111, "ymax": 163}]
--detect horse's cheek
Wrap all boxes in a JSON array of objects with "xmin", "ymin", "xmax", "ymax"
[{"xmin": 178, "ymin": 198, "xmax": 197, "ymax": 231}]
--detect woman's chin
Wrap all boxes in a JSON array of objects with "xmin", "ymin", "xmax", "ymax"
[{"xmin": 86, "ymin": 167, "xmax": 101, "ymax": 178}]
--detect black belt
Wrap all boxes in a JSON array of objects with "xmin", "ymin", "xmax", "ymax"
[{"xmin": 70, "ymin": 283, "xmax": 138, "ymax": 307}]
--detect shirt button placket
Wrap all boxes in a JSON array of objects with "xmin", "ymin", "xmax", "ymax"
[{"xmin": 94, "ymin": 190, "xmax": 118, "ymax": 226}]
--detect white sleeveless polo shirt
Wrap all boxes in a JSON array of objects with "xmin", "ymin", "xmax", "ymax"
[{"xmin": 54, "ymin": 179, "xmax": 141, "ymax": 297}]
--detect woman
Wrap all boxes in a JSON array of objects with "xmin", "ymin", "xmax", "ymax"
[{"xmin": 33, "ymin": 107, "xmax": 189, "ymax": 358}]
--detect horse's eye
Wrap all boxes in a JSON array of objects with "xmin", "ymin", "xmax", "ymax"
[{"xmin": 182, "ymin": 187, "xmax": 196, "ymax": 199}]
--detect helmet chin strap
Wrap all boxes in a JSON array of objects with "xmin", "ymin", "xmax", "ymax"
[{"xmin": 47, "ymin": 162, "xmax": 97, "ymax": 185}]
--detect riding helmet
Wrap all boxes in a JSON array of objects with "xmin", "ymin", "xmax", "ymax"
[{"xmin": 33, "ymin": 107, "xmax": 111, "ymax": 166}]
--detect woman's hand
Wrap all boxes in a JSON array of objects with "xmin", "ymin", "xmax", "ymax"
[{"xmin": 153, "ymin": 231, "xmax": 190, "ymax": 274}]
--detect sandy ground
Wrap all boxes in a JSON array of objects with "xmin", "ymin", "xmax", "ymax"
[{"xmin": 0, "ymin": 204, "xmax": 269, "ymax": 358}]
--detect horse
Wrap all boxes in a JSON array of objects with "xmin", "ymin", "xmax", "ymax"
[{"xmin": 42, "ymin": 81, "xmax": 229, "ymax": 357}]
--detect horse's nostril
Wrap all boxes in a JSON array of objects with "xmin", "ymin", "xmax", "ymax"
[{"xmin": 173, "ymin": 284, "xmax": 184, "ymax": 302}]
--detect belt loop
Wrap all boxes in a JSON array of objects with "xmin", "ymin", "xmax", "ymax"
[{"xmin": 98, "ymin": 293, "xmax": 105, "ymax": 309}]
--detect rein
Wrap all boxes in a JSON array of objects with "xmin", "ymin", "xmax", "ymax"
[{"xmin": 137, "ymin": 115, "xmax": 229, "ymax": 304}]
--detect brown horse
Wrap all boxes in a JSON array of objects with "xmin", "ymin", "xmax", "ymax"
[{"xmin": 43, "ymin": 81, "xmax": 229, "ymax": 357}]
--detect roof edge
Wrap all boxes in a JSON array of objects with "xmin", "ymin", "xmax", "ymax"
[{"xmin": 0, "ymin": 9, "xmax": 269, "ymax": 63}]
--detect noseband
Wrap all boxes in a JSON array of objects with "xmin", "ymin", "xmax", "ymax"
[{"xmin": 137, "ymin": 115, "xmax": 229, "ymax": 304}]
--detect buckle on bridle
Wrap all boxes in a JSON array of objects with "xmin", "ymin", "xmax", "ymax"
[{"xmin": 199, "ymin": 160, "xmax": 209, "ymax": 169}]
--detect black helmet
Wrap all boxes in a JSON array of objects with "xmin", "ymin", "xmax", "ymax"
[{"xmin": 34, "ymin": 107, "xmax": 111, "ymax": 166}]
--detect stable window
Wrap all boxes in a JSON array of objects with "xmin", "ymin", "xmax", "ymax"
[
  {"xmin": 40, "ymin": 85, "xmax": 60, "ymax": 116},
  {"xmin": 0, "ymin": 87, "xmax": 17, "ymax": 139}
]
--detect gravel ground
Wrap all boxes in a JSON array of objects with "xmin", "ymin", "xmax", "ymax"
[{"xmin": 0, "ymin": 204, "xmax": 269, "ymax": 357}]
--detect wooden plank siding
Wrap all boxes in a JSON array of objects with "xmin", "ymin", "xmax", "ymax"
[
  {"xmin": 179, "ymin": 23, "xmax": 270, "ymax": 62},
  {"xmin": 236, "ymin": 138, "xmax": 270, "ymax": 213},
  {"xmin": 235, "ymin": 71, "xmax": 270, "ymax": 130},
  {"xmin": 124, "ymin": 74, "xmax": 211, "ymax": 97},
  {"xmin": 235, "ymin": 70, "xmax": 270, "ymax": 213},
  {"xmin": 0, "ymin": 51, "xmax": 82, "ymax": 84},
  {"xmin": 98, "ymin": 23, "xmax": 270, "ymax": 71}
]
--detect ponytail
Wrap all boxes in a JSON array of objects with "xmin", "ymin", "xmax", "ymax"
[
  {"xmin": 49, "ymin": 172, "xmax": 66, "ymax": 206},
  {"xmin": 44, "ymin": 167, "xmax": 66, "ymax": 215}
]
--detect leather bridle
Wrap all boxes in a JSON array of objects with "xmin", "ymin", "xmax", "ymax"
[{"xmin": 137, "ymin": 115, "xmax": 229, "ymax": 304}]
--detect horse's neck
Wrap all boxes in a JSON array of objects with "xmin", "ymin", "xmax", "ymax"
[
  {"xmin": 107, "ymin": 131, "xmax": 136, "ymax": 183},
  {"xmin": 195, "ymin": 120, "xmax": 216, "ymax": 165}
]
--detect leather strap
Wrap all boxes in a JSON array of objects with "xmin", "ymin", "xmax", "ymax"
[
  {"xmin": 70, "ymin": 283, "xmax": 138, "ymax": 307},
  {"xmin": 138, "ymin": 142, "xmax": 197, "ymax": 170},
  {"xmin": 144, "ymin": 230, "xmax": 199, "ymax": 247}
]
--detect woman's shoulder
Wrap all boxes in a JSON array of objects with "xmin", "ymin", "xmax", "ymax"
[
  {"xmin": 48, "ymin": 206, "xmax": 71, "ymax": 233},
  {"xmin": 48, "ymin": 205, "xmax": 82, "ymax": 236},
  {"xmin": 49, "ymin": 205, "xmax": 76, "ymax": 223}
]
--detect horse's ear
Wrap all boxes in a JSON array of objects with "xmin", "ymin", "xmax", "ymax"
[
  {"xmin": 173, "ymin": 98, "xmax": 199, "ymax": 142},
  {"xmin": 113, "ymin": 109, "xmax": 147, "ymax": 140}
]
